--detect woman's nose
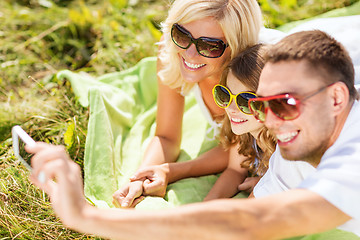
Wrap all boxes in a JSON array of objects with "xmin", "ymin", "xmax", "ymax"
[{"xmin": 185, "ymin": 43, "xmax": 200, "ymax": 58}]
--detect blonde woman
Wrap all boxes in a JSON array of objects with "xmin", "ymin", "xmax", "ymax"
[{"xmin": 112, "ymin": 0, "xmax": 263, "ymax": 207}]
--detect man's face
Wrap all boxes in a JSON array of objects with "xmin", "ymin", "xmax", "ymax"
[{"xmin": 256, "ymin": 60, "xmax": 336, "ymax": 165}]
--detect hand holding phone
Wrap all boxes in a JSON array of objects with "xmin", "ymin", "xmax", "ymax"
[{"xmin": 12, "ymin": 125, "xmax": 36, "ymax": 170}]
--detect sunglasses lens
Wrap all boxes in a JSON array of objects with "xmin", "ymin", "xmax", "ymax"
[
  {"xmin": 236, "ymin": 93, "xmax": 256, "ymax": 114},
  {"xmin": 171, "ymin": 24, "xmax": 191, "ymax": 49},
  {"xmin": 171, "ymin": 24, "xmax": 227, "ymax": 58},
  {"xmin": 269, "ymin": 97, "xmax": 299, "ymax": 120},
  {"xmin": 213, "ymin": 85, "xmax": 231, "ymax": 108},
  {"xmin": 249, "ymin": 100, "xmax": 266, "ymax": 122},
  {"xmin": 250, "ymin": 96, "xmax": 300, "ymax": 122},
  {"xmin": 197, "ymin": 38, "xmax": 226, "ymax": 58}
]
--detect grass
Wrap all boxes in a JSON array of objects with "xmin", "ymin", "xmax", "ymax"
[{"xmin": 0, "ymin": 0, "xmax": 359, "ymax": 239}]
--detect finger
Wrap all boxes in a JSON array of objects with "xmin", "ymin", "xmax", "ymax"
[
  {"xmin": 30, "ymin": 160, "xmax": 61, "ymax": 194},
  {"xmin": 31, "ymin": 154, "xmax": 79, "ymax": 194},
  {"xmin": 130, "ymin": 169, "xmax": 154, "ymax": 181},
  {"xmin": 112, "ymin": 197, "xmax": 122, "ymax": 208},
  {"xmin": 130, "ymin": 196, "xmax": 145, "ymax": 208},
  {"xmin": 121, "ymin": 187, "xmax": 142, "ymax": 208},
  {"xmin": 31, "ymin": 145, "xmax": 69, "ymax": 176},
  {"xmin": 143, "ymin": 179, "xmax": 164, "ymax": 195},
  {"xmin": 112, "ymin": 189, "xmax": 128, "ymax": 208},
  {"xmin": 238, "ymin": 181, "xmax": 253, "ymax": 191},
  {"xmin": 120, "ymin": 197, "xmax": 134, "ymax": 208},
  {"xmin": 25, "ymin": 142, "xmax": 53, "ymax": 154}
]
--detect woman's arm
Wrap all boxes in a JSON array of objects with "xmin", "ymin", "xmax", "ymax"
[
  {"xmin": 204, "ymin": 143, "xmax": 248, "ymax": 201},
  {"xmin": 113, "ymin": 51, "xmax": 185, "ymax": 207},
  {"xmin": 167, "ymin": 145, "xmax": 229, "ymax": 182},
  {"xmin": 140, "ymin": 56, "xmax": 185, "ymax": 167}
]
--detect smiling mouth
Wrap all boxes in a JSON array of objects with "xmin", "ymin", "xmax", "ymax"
[
  {"xmin": 276, "ymin": 131, "xmax": 299, "ymax": 143},
  {"xmin": 183, "ymin": 58, "xmax": 206, "ymax": 70},
  {"xmin": 231, "ymin": 117, "xmax": 248, "ymax": 124}
]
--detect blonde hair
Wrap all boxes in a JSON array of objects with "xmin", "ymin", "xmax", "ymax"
[
  {"xmin": 158, "ymin": 0, "xmax": 263, "ymax": 95},
  {"xmin": 219, "ymin": 44, "xmax": 276, "ymax": 176}
]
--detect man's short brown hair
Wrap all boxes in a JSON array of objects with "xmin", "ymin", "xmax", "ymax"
[{"xmin": 265, "ymin": 30, "xmax": 358, "ymax": 100}]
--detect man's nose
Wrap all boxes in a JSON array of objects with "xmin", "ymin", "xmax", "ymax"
[{"xmin": 264, "ymin": 108, "xmax": 284, "ymax": 131}]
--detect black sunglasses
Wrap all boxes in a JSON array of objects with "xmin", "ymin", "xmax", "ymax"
[{"xmin": 171, "ymin": 23, "xmax": 228, "ymax": 58}]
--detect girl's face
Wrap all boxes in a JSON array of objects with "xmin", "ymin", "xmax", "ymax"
[
  {"xmin": 225, "ymin": 72, "xmax": 263, "ymax": 138},
  {"xmin": 175, "ymin": 17, "xmax": 230, "ymax": 84}
]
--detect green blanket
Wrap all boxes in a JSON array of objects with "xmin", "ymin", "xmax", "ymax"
[
  {"xmin": 56, "ymin": 4, "xmax": 360, "ymax": 239},
  {"xmin": 57, "ymin": 57, "xmax": 226, "ymax": 210}
]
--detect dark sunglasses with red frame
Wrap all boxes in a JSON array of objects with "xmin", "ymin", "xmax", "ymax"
[{"xmin": 248, "ymin": 82, "xmax": 336, "ymax": 123}]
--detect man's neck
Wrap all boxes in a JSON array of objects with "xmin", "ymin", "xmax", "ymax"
[
  {"xmin": 327, "ymin": 102, "xmax": 353, "ymax": 150},
  {"xmin": 307, "ymin": 101, "xmax": 354, "ymax": 168}
]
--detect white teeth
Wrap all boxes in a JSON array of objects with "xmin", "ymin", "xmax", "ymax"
[
  {"xmin": 184, "ymin": 60, "xmax": 205, "ymax": 69},
  {"xmin": 231, "ymin": 118, "xmax": 247, "ymax": 123},
  {"xmin": 276, "ymin": 131, "xmax": 298, "ymax": 143}
]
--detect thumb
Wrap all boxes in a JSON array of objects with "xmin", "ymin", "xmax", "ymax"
[
  {"xmin": 143, "ymin": 178, "xmax": 161, "ymax": 191},
  {"xmin": 238, "ymin": 181, "xmax": 252, "ymax": 191}
]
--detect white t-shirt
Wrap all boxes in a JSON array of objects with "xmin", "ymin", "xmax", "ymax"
[
  {"xmin": 254, "ymin": 100, "xmax": 360, "ymax": 236},
  {"xmin": 299, "ymin": 100, "xmax": 360, "ymax": 235},
  {"xmin": 253, "ymin": 146, "xmax": 315, "ymax": 198}
]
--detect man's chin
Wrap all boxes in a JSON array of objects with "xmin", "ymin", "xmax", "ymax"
[{"xmin": 279, "ymin": 148, "xmax": 303, "ymax": 161}]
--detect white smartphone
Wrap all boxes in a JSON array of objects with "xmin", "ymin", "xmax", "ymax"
[{"xmin": 12, "ymin": 125, "xmax": 36, "ymax": 170}]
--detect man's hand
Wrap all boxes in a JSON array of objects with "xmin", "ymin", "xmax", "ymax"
[{"xmin": 26, "ymin": 142, "xmax": 89, "ymax": 227}]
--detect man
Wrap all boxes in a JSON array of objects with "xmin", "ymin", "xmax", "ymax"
[
  {"xmin": 28, "ymin": 30, "xmax": 360, "ymax": 239},
  {"xmin": 250, "ymin": 30, "xmax": 360, "ymax": 236}
]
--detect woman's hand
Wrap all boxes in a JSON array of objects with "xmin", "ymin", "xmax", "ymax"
[
  {"xmin": 26, "ymin": 142, "xmax": 89, "ymax": 227},
  {"xmin": 130, "ymin": 164, "xmax": 170, "ymax": 198},
  {"xmin": 112, "ymin": 181, "xmax": 145, "ymax": 208}
]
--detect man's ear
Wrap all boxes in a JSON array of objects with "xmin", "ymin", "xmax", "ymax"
[{"xmin": 330, "ymin": 82, "xmax": 349, "ymax": 116}]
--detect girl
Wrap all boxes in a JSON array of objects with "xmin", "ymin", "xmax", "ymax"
[{"xmin": 206, "ymin": 44, "xmax": 275, "ymax": 199}]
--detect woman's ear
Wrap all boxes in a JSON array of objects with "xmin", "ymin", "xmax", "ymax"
[{"xmin": 330, "ymin": 82, "xmax": 349, "ymax": 116}]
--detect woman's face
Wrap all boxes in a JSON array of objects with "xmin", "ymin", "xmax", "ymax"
[
  {"xmin": 225, "ymin": 72, "xmax": 263, "ymax": 138},
  {"xmin": 175, "ymin": 17, "xmax": 230, "ymax": 84}
]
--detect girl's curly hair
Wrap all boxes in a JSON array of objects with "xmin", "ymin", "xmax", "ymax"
[{"xmin": 218, "ymin": 44, "xmax": 276, "ymax": 176}]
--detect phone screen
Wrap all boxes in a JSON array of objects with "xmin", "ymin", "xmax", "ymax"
[
  {"xmin": 12, "ymin": 125, "xmax": 36, "ymax": 170},
  {"xmin": 19, "ymin": 136, "xmax": 34, "ymax": 169}
]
